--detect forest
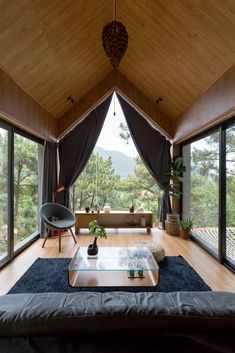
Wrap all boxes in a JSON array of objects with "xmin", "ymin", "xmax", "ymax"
[
  {"xmin": 71, "ymin": 122, "xmax": 162, "ymax": 220},
  {"xmin": 188, "ymin": 129, "xmax": 235, "ymax": 229},
  {"xmin": 0, "ymin": 130, "xmax": 40, "ymax": 258},
  {"xmin": 71, "ymin": 153, "xmax": 161, "ymax": 218},
  {"xmin": 185, "ymin": 129, "xmax": 235, "ymax": 262}
]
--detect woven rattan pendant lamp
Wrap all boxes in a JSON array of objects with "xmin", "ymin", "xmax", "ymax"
[{"xmin": 102, "ymin": 0, "xmax": 128, "ymax": 68}]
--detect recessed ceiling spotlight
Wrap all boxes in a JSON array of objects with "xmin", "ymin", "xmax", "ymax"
[
  {"xmin": 67, "ymin": 96, "xmax": 75, "ymax": 104},
  {"xmin": 156, "ymin": 97, "xmax": 163, "ymax": 104}
]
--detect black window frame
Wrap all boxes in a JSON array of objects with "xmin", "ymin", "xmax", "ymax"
[
  {"xmin": 0, "ymin": 118, "xmax": 44, "ymax": 269},
  {"xmin": 181, "ymin": 116, "xmax": 235, "ymax": 273}
]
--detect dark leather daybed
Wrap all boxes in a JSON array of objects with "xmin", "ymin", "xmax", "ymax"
[{"xmin": 0, "ymin": 291, "xmax": 234, "ymax": 353}]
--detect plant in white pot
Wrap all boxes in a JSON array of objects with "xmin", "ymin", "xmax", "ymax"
[
  {"xmin": 87, "ymin": 220, "xmax": 107, "ymax": 256},
  {"xmin": 179, "ymin": 218, "xmax": 194, "ymax": 240}
]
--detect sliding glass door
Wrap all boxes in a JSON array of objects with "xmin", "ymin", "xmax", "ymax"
[
  {"xmin": 0, "ymin": 119, "xmax": 43, "ymax": 268},
  {"xmin": 14, "ymin": 133, "xmax": 43, "ymax": 252},
  {"xmin": 0, "ymin": 126, "xmax": 9, "ymax": 264},
  {"xmin": 182, "ymin": 130, "xmax": 219, "ymax": 257},
  {"xmin": 225, "ymin": 125, "xmax": 235, "ymax": 267},
  {"xmin": 182, "ymin": 119, "xmax": 235, "ymax": 271}
]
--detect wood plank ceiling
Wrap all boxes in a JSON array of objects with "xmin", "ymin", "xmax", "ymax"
[{"xmin": 0, "ymin": 0, "xmax": 235, "ymax": 121}]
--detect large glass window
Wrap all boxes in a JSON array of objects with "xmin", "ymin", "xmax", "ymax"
[
  {"xmin": 0, "ymin": 127, "xmax": 9, "ymax": 263},
  {"xmin": 182, "ymin": 131, "xmax": 220, "ymax": 257},
  {"xmin": 0, "ymin": 119, "xmax": 43, "ymax": 268},
  {"xmin": 183, "ymin": 122, "xmax": 235, "ymax": 270},
  {"xmin": 71, "ymin": 93, "xmax": 161, "ymax": 225},
  {"xmin": 14, "ymin": 134, "xmax": 43, "ymax": 251},
  {"xmin": 226, "ymin": 125, "xmax": 235, "ymax": 266}
]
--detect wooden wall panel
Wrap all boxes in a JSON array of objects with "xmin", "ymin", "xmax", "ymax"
[
  {"xmin": 57, "ymin": 72, "xmax": 114, "ymax": 138},
  {"xmin": 0, "ymin": 68, "xmax": 56, "ymax": 140},
  {"xmin": 174, "ymin": 64, "xmax": 235, "ymax": 143},
  {"xmin": 115, "ymin": 71, "xmax": 173, "ymax": 139},
  {"xmin": 58, "ymin": 71, "xmax": 173, "ymax": 140}
]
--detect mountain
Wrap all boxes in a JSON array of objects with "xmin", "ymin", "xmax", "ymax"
[{"xmin": 94, "ymin": 146, "xmax": 136, "ymax": 177}]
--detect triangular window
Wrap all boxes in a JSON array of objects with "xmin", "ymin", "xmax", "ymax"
[{"xmin": 71, "ymin": 93, "xmax": 160, "ymax": 225}]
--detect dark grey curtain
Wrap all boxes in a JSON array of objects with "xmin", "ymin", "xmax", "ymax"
[
  {"xmin": 117, "ymin": 94, "xmax": 172, "ymax": 228},
  {"xmin": 40, "ymin": 141, "xmax": 58, "ymax": 236},
  {"xmin": 59, "ymin": 94, "xmax": 112, "ymax": 208},
  {"xmin": 158, "ymin": 192, "xmax": 172, "ymax": 228}
]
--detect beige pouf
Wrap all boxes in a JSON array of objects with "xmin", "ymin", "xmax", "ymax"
[{"xmin": 133, "ymin": 240, "xmax": 165, "ymax": 263}]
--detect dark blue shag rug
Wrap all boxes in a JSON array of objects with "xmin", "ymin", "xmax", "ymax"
[{"xmin": 8, "ymin": 256, "xmax": 211, "ymax": 294}]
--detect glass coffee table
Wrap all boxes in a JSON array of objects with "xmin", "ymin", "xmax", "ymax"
[{"xmin": 68, "ymin": 247, "xmax": 159, "ymax": 287}]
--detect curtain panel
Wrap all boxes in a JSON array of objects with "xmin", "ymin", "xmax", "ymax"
[
  {"xmin": 117, "ymin": 94, "xmax": 172, "ymax": 228},
  {"xmin": 40, "ymin": 141, "xmax": 58, "ymax": 236},
  {"xmin": 58, "ymin": 95, "xmax": 112, "ymax": 208}
]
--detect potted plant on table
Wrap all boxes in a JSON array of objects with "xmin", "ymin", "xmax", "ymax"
[
  {"xmin": 87, "ymin": 220, "xmax": 107, "ymax": 256},
  {"xmin": 179, "ymin": 218, "xmax": 194, "ymax": 240}
]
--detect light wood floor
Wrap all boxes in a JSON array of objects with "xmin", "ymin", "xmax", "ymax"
[{"xmin": 0, "ymin": 228, "xmax": 234, "ymax": 294}]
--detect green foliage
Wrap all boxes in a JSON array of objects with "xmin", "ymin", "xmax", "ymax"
[
  {"xmin": 179, "ymin": 218, "xmax": 194, "ymax": 231},
  {"xmin": 71, "ymin": 153, "xmax": 120, "ymax": 211},
  {"xmin": 88, "ymin": 220, "xmax": 107, "ymax": 239},
  {"xmin": 118, "ymin": 122, "xmax": 130, "ymax": 144},
  {"xmin": 190, "ymin": 175, "xmax": 219, "ymax": 227},
  {"xmin": 0, "ymin": 130, "xmax": 40, "ymax": 256},
  {"xmin": 71, "ymin": 153, "xmax": 161, "ymax": 225},
  {"xmin": 183, "ymin": 130, "xmax": 235, "ymax": 231},
  {"xmin": 226, "ymin": 176, "xmax": 235, "ymax": 227},
  {"xmin": 188, "ymin": 131, "xmax": 220, "ymax": 228},
  {"xmin": 163, "ymin": 156, "xmax": 185, "ymax": 198},
  {"xmin": 14, "ymin": 135, "xmax": 40, "ymax": 240}
]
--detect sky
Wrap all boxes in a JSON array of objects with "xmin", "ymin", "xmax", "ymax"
[{"xmin": 96, "ymin": 93, "xmax": 138, "ymax": 157}]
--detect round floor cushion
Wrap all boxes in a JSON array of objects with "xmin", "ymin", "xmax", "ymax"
[{"xmin": 133, "ymin": 241, "xmax": 165, "ymax": 263}]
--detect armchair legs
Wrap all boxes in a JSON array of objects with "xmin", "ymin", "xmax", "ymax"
[
  {"xmin": 42, "ymin": 228, "xmax": 77, "ymax": 252},
  {"xmin": 59, "ymin": 228, "xmax": 77, "ymax": 252},
  {"xmin": 70, "ymin": 228, "xmax": 77, "ymax": 244},
  {"xmin": 42, "ymin": 230, "xmax": 50, "ymax": 248},
  {"xmin": 59, "ymin": 233, "xmax": 62, "ymax": 253}
]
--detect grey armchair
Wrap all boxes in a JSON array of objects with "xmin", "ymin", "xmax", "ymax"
[{"xmin": 40, "ymin": 203, "xmax": 77, "ymax": 252}]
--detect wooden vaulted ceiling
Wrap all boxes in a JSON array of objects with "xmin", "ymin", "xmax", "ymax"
[{"xmin": 0, "ymin": 0, "xmax": 235, "ymax": 127}]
